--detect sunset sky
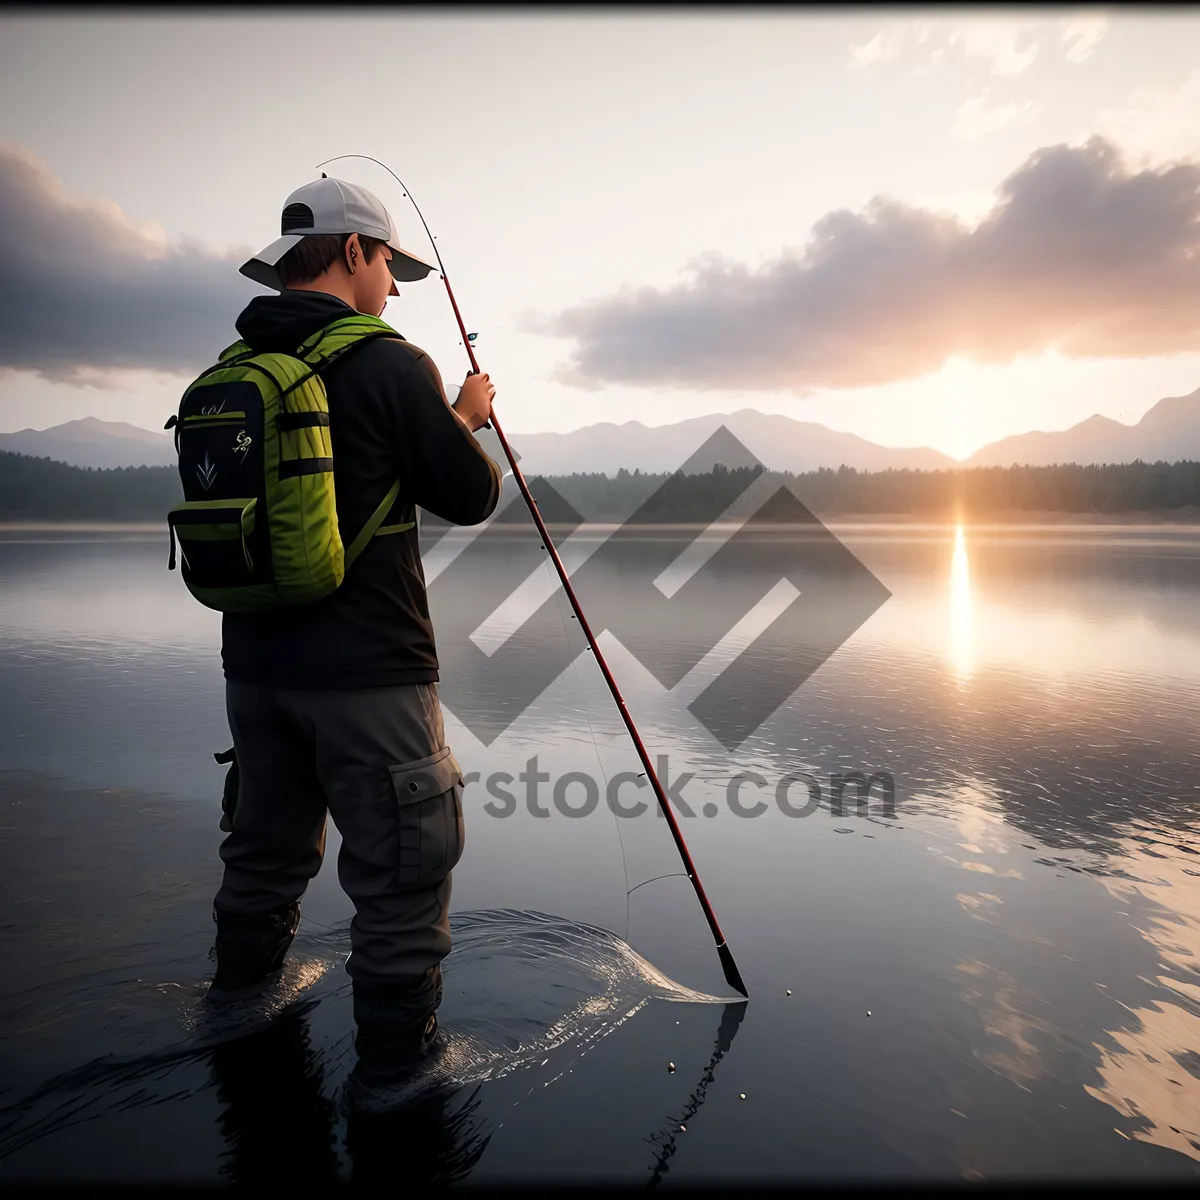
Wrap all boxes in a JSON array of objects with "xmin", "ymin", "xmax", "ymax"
[{"xmin": 1, "ymin": 10, "xmax": 1199, "ymax": 459}]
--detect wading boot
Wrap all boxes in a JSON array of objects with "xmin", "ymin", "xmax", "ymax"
[
  {"xmin": 345, "ymin": 973, "xmax": 445, "ymax": 1113},
  {"xmin": 206, "ymin": 901, "xmax": 301, "ymax": 1004}
]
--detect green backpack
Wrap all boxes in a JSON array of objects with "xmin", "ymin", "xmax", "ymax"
[{"xmin": 166, "ymin": 313, "xmax": 414, "ymax": 614}]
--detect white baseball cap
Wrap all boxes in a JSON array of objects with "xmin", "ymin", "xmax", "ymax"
[{"xmin": 240, "ymin": 176, "xmax": 437, "ymax": 291}]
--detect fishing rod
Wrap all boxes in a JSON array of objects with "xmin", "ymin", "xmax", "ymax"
[{"xmin": 315, "ymin": 155, "xmax": 748, "ymax": 1000}]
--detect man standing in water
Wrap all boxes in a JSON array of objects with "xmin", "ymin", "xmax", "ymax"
[{"xmin": 206, "ymin": 177, "xmax": 502, "ymax": 1107}]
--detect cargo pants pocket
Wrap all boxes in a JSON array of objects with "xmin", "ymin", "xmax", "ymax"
[{"xmin": 388, "ymin": 745, "xmax": 466, "ymax": 889}]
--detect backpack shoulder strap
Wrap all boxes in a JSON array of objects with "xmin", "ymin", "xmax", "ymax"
[
  {"xmin": 180, "ymin": 339, "xmax": 261, "ymax": 396},
  {"xmin": 296, "ymin": 315, "xmax": 414, "ymax": 561},
  {"xmin": 297, "ymin": 314, "xmax": 403, "ymax": 372}
]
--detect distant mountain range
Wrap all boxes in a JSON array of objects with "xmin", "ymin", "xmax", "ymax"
[
  {"xmin": 966, "ymin": 389, "xmax": 1200, "ymax": 467},
  {"xmin": 0, "ymin": 417, "xmax": 177, "ymax": 470},
  {"xmin": 5, "ymin": 388, "xmax": 1199, "ymax": 474},
  {"xmin": 494, "ymin": 410, "xmax": 956, "ymax": 475}
]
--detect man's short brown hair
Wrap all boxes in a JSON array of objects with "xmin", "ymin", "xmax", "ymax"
[{"xmin": 276, "ymin": 233, "xmax": 389, "ymax": 289}]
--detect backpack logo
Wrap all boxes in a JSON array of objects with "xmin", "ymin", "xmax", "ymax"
[
  {"xmin": 197, "ymin": 451, "xmax": 218, "ymax": 492},
  {"xmin": 233, "ymin": 431, "xmax": 252, "ymax": 457}
]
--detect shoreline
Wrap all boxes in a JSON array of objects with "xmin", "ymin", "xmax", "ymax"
[{"xmin": 4, "ymin": 508, "xmax": 1200, "ymax": 535}]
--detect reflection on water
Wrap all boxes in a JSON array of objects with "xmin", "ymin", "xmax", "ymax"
[
  {"xmin": 1087, "ymin": 827, "xmax": 1200, "ymax": 1160},
  {"xmin": 645, "ymin": 1000, "xmax": 747, "ymax": 1185},
  {"xmin": 0, "ymin": 908, "xmax": 731, "ymax": 1183},
  {"xmin": 949, "ymin": 523, "xmax": 974, "ymax": 682},
  {"xmin": 4, "ymin": 525, "xmax": 1200, "ymax": 1181}
]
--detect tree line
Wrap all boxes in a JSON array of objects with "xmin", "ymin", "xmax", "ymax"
[
  {"xmin": 541, "ymin": 461, "xmax": 1200, "ymax": 520},
  {"xmin": 0, "ymin": 452, "xmax": 183, "ymax": 520},
  {"xmin": 2, "ymin": 449, "xmax": 1200, "ymax": 521}
]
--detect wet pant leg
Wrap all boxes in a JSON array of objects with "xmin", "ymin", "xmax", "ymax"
[
  {"xmin": 214, "ymin": 681, "xmax": 329, "ymax": 915},
  {"xmin": 284, "ymin": 682, "xmax": 465, "ymax": 1027},
  {"xmin": 210, "ymin": 680, "xmax": 463, "ymax": 1026},
  {"xmin": 211, "ymin": 681, "xmax": 330, "ymax": 985}
]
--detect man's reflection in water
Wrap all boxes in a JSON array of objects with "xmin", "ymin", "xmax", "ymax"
[
  {"xmin": 345, "ymin": 1085, "xmax": 491, "ymax": 1186},
  {"xmin": 211, "ymin": 999, "xmax": 743, "ymax": 1186},
  {"xmin": 209, "ymin": 1004, "xmax": 490, "ymax": 1186},
  {"xmin": 210, "ymin": 1002, "xmax": 339, "ymax": 1186}
]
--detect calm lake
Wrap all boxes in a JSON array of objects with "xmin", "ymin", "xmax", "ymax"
[{"xmin": 2, "ymin": 514, "xmax": 1200, "ymax": 1185}]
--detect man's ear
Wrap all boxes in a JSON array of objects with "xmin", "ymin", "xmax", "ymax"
[{"xmin": 344, "ymin": 233, "xmax": 360, "ymax": 274}]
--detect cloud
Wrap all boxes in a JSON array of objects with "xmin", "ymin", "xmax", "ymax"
[
  {"xmin": 953, "ymin": 91, "xmax": 1038, "ymax": 140},
  {"xmin": 1060, "ymin": 14, "xmax": 1109, "ymax": 64},
  {"xmin": 0, "ymin": 144, "xmax": 262, "ymax": 384},
  {"xmin": 917, "ymin": 190, "xmax": 999, "ymax": 230},
  {"xmin": 851, "ymin": 28, "xmax": 904, "ymax": 69},
  {"xmin": 850, "ymin": 15, "xmax": 1108, "ymax": 76},
  {"xmin": 534, "ymin": 137, "xmax": 1200, "ymax": 394},
  {"xmin": 944, "ymin": 18, "xmax": 1041, "ymax": 77},
  {"xmin": 1098, "ymin": 69, "xmax": 1200, "ymax": 166}
]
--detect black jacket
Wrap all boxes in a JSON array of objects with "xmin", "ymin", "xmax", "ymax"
[{"xmin": 220, "ymin": 290, "xmax": 503, "ymax": 688}]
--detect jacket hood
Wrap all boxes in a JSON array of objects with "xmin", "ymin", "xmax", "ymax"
[{"xmin": 234, "ymin": 290, "xmax": 359, "ymax": 354}]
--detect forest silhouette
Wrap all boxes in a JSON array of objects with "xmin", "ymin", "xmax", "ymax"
[{"xmin": 3, "ymin": 450, "xmax": 1200, "ymax": 521}]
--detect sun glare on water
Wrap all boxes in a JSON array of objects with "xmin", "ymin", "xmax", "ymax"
[{"xmin": 949, "ymin": 522, "xmax": 974, "ymax": 681}]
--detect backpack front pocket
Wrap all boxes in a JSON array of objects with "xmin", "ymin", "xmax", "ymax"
[{"xmin": 168, "ymin": 497, "xmax": 259, "ymax": 585}]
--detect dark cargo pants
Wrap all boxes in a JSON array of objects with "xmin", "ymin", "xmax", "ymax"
[{"xmin": 214, "ymin": 680, "xmax": 465, "ymax": 1014}]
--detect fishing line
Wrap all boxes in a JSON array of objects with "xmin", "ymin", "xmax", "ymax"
[
  {"xmin": 625, "ymin": 873, "xmax": 688, "ymax": 898},
  {"xmin": 543, "ymin": 556, "xmax": 633, "ymax": 942}
]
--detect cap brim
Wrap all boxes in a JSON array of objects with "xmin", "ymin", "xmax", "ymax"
[
  {"xmin": 386, "ymin": 242, "xmax": 437, "ymax": 283},
  {"xmin": 238, "ymin": 234, "xmax": 437, "ymax": 291},
  {"xmin": 239, "ymin": 234, "xmax": 305, "ymax": 290}
]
